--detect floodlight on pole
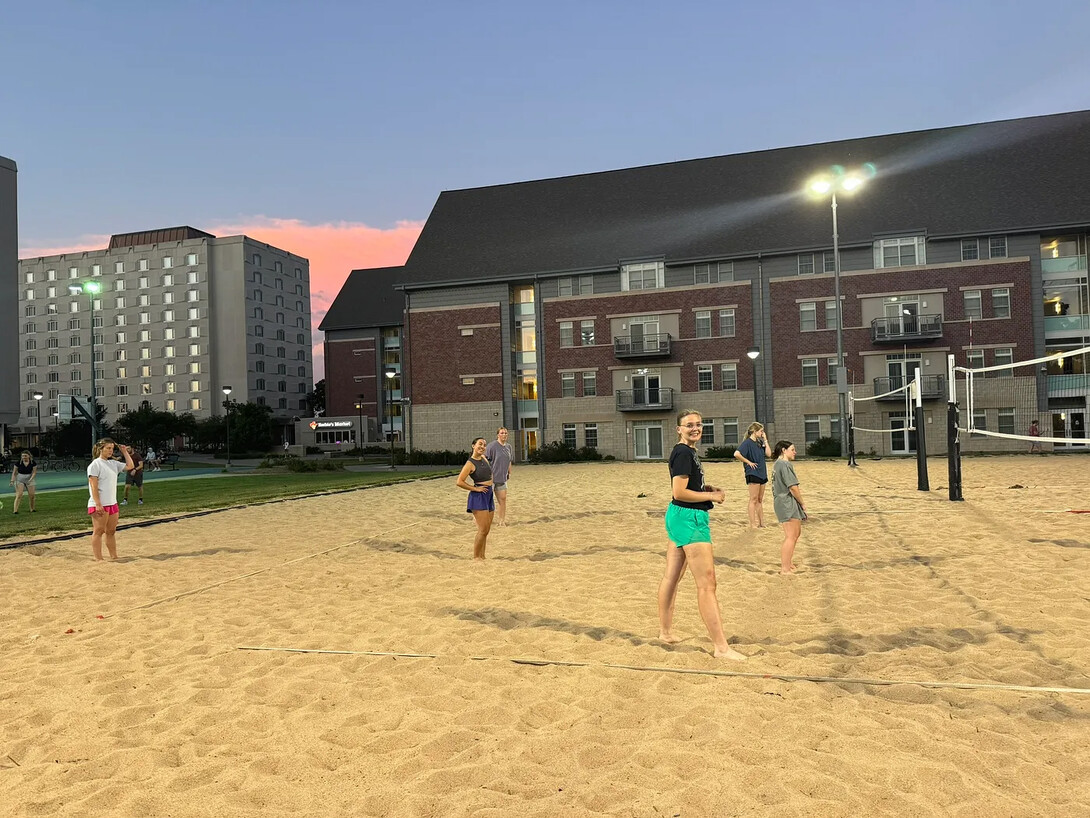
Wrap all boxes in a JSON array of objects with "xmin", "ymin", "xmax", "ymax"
[
  {"xmin": 384, "ymin": 370, "xmax": 397, "ymax": 470},
  {"xmin": 746, "ymin": 346, "xmax": 760, "ymax": 421},
  {"xmin": 222, "ymin": 385, "xmax": 233, "ymax": 468},
  {"xmin": 806, "ymin": 164, "xmax": 874, "ymax": 458},
  {"xmin": 68, "ymin": 280, "xmax": 103, "ymax": 445},
  {"xmin": 33, "ymin": 391, "xmax": 43, "ymax": 437}
]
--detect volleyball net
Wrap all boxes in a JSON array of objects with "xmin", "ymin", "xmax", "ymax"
[{"xmin": 848, "ymin": 370, "xmax": 930, "ymax": 490}]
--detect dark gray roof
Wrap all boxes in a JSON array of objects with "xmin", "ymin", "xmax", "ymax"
[
  {"xmin": 319, "ymin": 266, "xmax": 405, "ymax": 332},
  {"xmin": 402, "ymin": 110, "xmax": 1090, "ymax": 287},
  {"xmin": 109, "ymin": 226, "xmax": 215, "ymax": 249},
  {"xmin": 0, "ymin": 155, "xmax": 16, "ymax": 172}
]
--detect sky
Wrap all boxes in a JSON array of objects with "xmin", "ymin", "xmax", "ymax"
[{"xmin": 3, "ymin": 0, "xmax": 1089, "ymax": 379}]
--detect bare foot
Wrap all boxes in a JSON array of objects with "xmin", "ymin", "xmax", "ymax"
[
  {"xmin": 658, "ymin": 631, "xmax": 683, "ymax": 644},
  {"xmin": 780, "ymin": 567, "xmax": 796, "ymax": 575},
  {"xmin": 713, "ymin": 645, "xmax": 746, "ymax": 661}
]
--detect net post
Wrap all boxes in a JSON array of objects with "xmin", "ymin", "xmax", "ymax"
[
  {"xmin": 847, "ymin": 391, "xmax": 856, "ymax": 467},
  {"xmin": 946, "ymin": 354, "xmax": 962, "ymax": 501},
  {"xmin": 913, "ymin": 371, "xmax": 929, "ymax": 491}
]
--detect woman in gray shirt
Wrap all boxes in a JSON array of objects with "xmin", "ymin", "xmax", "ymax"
[{"xmin": 771, "ymin": 440, "xmax": 806, "ymax": 575}]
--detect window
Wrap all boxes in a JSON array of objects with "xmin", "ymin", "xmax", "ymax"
[
  {"xmin": 114, "ymin": 262, "xmax": 125, "ymax": 274},
  {"xmin": 252, "ymin": 253, "xmax": 262, "ymax": 267},
  {"xmin": 165, "ymin": 399, "xmax": 176, "ymax": 411},
  {"xmin": 621, "ymin": 261, "xmax": 663, "ymax": 291},
  {"xmin": 701, "ymin": 419, "xmax": 715, "ymax": 445},
  {"xmin": 295, "ymin": 267, "xmax": 303, "ymax": 279},
  {"xmin": 138, "ymin": 259, "xmax": 149, "ymax": 271},
  {"xmin": 694, "ymin": 263, "xmax": 712, "ymax": 285},
  {"xmin": 49, "ymin": 269, "xmax": 59, "ymax": 281},
  {"xmin": 695, "ymin": 311, "xmax": 712, "ymax": 338},
  {"xmin": 582, "ymin": 371, "xmax": 596, "ymax": 396},
  {"xmin": 186, "ymin": 253, "xmax": 198, "ymax": 266},
  {"xmin": 70, "ymin": 301, "xmax": 80, "ymax": 313},
  {"xmin": 162, "ymin": 256, "xmax": 173, "ymax": 268},
  {"xmin": 140, "ymin": 365, "xmax": 151, "ymax": 377},
  {"xmin": 255, "ymin": 343, "xmax": 265, "ymax": 355},
  {"xmin": 961, "ymin": 239, "xmax": 979, "ymax": 261},
  {"xmin": 189, "ymin": 362, "xmax": 200, "ymax": 374},
  {"xmin": 47, "ymin": 337, "xmax": 59, "ymax": 349},
  {"xmin": 718, "ymin": 309, "xmax": 735, "ymax": 337},
  {"xmin": 115, "ymin": 349, "xmax": 126, "ymax": 361},
  {"xmin": 558, "ymin": 277, "xmax": 573, "ymax": 297},
  {"xmin": 25, "ymin": 305, "xmax": 36, "ymax": 317},
  {"xmin": 989, "ymin": 236, "xmax": 1007, "ymax": 258},
  {"xmin": 823, "ymin": 251, "xmax": 836, "ymax": 273},
  {"xmin": 559, "ymin": 321, "xmax": 574, "ymax": 348},
  {"xmin": 563, "ymin": 424, "xmax": 577, "ymax": 447},
  {"xmin": 993, "ymin": 348, "xmax": 1013, "ymax": 376},
  {"xmin": 277, "ymin": 380, "xmax": 287, "ymax": 393},
  {"xmin": 277, "ymin": 363, "xmax": 287, "ymax": 375},
  {"xmin": 255, "ymin": 361, "xmax": 265, "ymax": 373},
  {"xmin": 827, "ymin": 359, "xmax": 841, "ymax": 386},
  {"xmin": 163, "ymin": 291, "xmax": 174, "ymax": 303},
  {"xmin": 188, "ymin": 308, "xmax": 199, "ymax": 321},
  {"xmin": 697, "ymin": 365, "xmax": 713, "ymax": 391},
  {"xmin": 580, "ymin": 320, "xmax": 595, "ymax": 345},
  {"xmin": 800, "ymin": 302, "xmax": 817, "ymax": 332},
  {"xmin": 47, "ymin": 286, "xmax": 56, "ymax": 298},
  {"xmin": 723, "ymin": 417, "xmax": 739, "ymax": 444},
  {"xmin": 165, "ymin": 363, "xmax": 175, "ymax": 375},
  {"xmin": 297, "ymin": 333, "xmax": 306, "ymax": 344},
  {"xmin": 189, "ymin": 399, "xmax": 201, "ymax": 410},
  {"xmin": 25, "ymin": 322, "xmax": 36, "ymax": 334},
  {"xmin": 972, "ymin": 408, "xmax": 987, "ymax": 431},
  {"xmin": 67, "ymin": 317, "xmax": 81, "ymax": 330},
  {"xmin": 825, "ymin": 300, "xmax": 838, "ymax": 330},
  {"xmin": 25, "ymin": 288, "xmax": 35, "ymax": 300},
  {"xmin": 584, "ymin": 423, "xmax": 598, "ymax": 448},
  {"xmin": 48, "ymin": 354, "xmax": 58, "ymax": 365},
  {"xmin": 991, "ymin": 288, "xmax": 1011, "ymax": 318},
  {"xmin": 274, "ymin": 261, "xmax": 283, "ymax": 273},
  {"xmin": 25, "ymin": 372, "xmax": 37, "ymax": 384},
  {"xmin": 188, "ymin": 326, "xmax": 200, "ymax": 338},
  {"xmin": 25, "ymin": 272, "xmax": 35, "ymax": 284},
  {"xmin": 190, "ymin": 380, "xmax": 201, "ymax": 392},
  {"xmin": 166, "ymin": 381, "xmax": 177, "ymax": 394},
  {"xmin": 114, "ymin": 280, "xmax": 125, "ymax": 292},
  {"xmin": 717, "ymin": 261, "xmax": 734, "ymax": 282},
  {"xmin": 114, "ymin": 315, "xmax": 125, "ymax": 326},
  {"xmin": 186, "ymin": 289, "xmax": 199, "ymax": 302},
  {"xmin": 798, "ymin": 253, "xmax": 815, "ymax": 275},
  {"xmin": 138, "ymin": 294, "xmax": 150, "ymax": 307},
  {"xmin": 187, "ymin": 271, "xmax": 199, "ymax": 284},
  {"xmin": 998, "ymin": 407, "xmax": 1016, "ymax": 435},
  {"xmin": 189, "ymin": 343, "xmax": 201, "ymax": 356},
  {"xmin": 963, "ymin": 290, "xmax": 982, "ymax": 320},
  {"xmin": 276, "ymin": 346, "xmax": 285, "ymax": 358},
  {"xmin": 275, "ymin": 312, "xmax": 285, "ymax": 324},
  {"xmin": 115, "ymin": 297, "xmax": 125, "ymax": 309},
  {"xmin": 25, "ymin": 339, "xmax": 36, "ymax": 350},
  {"xmin": 254, "ymin": 325, "xmax": 264, "ymax": 337},
  {"xmin": 966, "ymin": 349, "xmax": 984, "ymax": 370},
  {"xmin": 255, "ymin": 307, "xmax": 264, "ymax": 320},
  {"xmin": 875, "ymin": 237, "xmax": 926, "ymax": 268},
  {"xmin": 68, "ymin": 335, "xmax": 80, "ymax": 347},
  {"xmin": 68, "ymin": 267, "xmax": 79, "ymax": 280},
  {"xmin": 139, "ymin": 330, "xmax": 151, "ymax": 342},
  {"xmin": 804, "ymin": 415, "xmax": 821, "ymax": 445},
  {"xmin": 721, "ymin": 364, "xmax": 737, "ymax": 391},
  {"xmin": 47, "ymin": 372, "xmax": 59, "ymax": 383},
  {"xmin": 70, "ymin": 370, "xmax": 80, "ymax": 381},
  {"xmin": 802, "ymin": 358, "xmax": 819, "ymax": 386},
  {"xmin": 163, "ymin": 309, "xmax": 175, "ymax": 322},
  {"xmin": 116, "ymin": 384, "xmax": 128, "ymax": 396},
  {"xmin": 829, "ymin": 414, "xmax": 841, "ymax": 442},
  {"xmin": 561, "ymin": 372, "xmax": 576, "ymax": 397},
  {"xmin": 163, "ymin": 346, "xmax": 175, "ymax": 358},
  {"xmin": 139, "ymin": 312, "xmax": 150, "ymax": 325}
]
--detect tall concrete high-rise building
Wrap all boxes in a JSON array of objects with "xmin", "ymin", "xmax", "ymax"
[
  {"xmin": 15, "ymin": 227, "xmax": 313, "ymax": 446},
  {"xmin": 0, "ymin": 155, "xmax": 18, "ymax": 447}
]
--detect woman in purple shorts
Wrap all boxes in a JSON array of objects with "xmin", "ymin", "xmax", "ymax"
[
  {"xmin": 86, "ymin": 438, "xmax": 135, "ymax": 561},
  {"xmin": 456, "ymin": 437, "xmax": 494, "ymax": 559}
]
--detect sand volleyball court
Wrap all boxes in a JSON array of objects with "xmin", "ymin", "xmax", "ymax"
[{"xmin": 2, "ymin": 457, "xmax": 1089, "ymax": 817}]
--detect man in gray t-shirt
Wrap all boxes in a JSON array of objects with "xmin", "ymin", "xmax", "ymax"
[{"xmin": 485, "ymin": 427, "xmax": 513, "ymax": 526}]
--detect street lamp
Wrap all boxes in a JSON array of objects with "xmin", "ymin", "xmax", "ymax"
[
  {"xmin": 746, "ymin": 346, "xmax": 760, "ymax": 423},
  {"xmin": 68, "ymin": 280, "xmax": 103, "ymax": 444},
  {"xmin": 33, "ymin": 391, "xmax": 43, "ymax": 439},
  {"xmin": 356, "ymin": 393, "xmax": 365, "ymax": 451},
  {"xmin": 807, "ymin": 165, "xmax": 874, "ymax": 457},
  {"xmin": 221, "ymin": 385, "xmax": 233, "ymax": 468},
  {"xmin": 384, "ymin": 370, "xmax": 396, "ymax": 470},
  {"xmin": 52, "ymin": 411, "xmax": 59, "ymax": 429}
]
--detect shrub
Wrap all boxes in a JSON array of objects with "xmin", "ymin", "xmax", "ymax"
[
  {"xmin": 305, "ymin": 446, "xmax": 322, "ymax": 455},
  {"xmin": 528, "ymin": 442, "xmax": 604, "ymax": 463},
  {"xmin": 403, "ymin": 449, "xmax": 471, "ymax": 466},
  {"xmin": 704, "ymin": 445, "xmax": 736, "ymax": 459},
  {"xmin": 806, "ymin": 436, "xmax": 842, "ymax": 457},
  {"xmin": 257, "ymin": 455, "xmax": 343, "ymax": 472}
]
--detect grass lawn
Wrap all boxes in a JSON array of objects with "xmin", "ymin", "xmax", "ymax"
[{"xmin": 0, "ymin": 469, "xmax": 456, "ymax": 543}]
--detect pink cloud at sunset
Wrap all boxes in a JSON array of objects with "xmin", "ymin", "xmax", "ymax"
[{"xmin": 21, "ymin": 218, "xmax": 424, "ymax": 381}]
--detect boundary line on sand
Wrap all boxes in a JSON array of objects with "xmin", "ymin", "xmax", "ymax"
[{"xmin": 235, "ymin": 645, "xmax": 1090, "ymax": 696}]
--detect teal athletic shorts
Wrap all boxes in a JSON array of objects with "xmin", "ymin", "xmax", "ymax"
[{"xmin": 664, "ymin": 503, "xmax": 711, "ymax": 547}]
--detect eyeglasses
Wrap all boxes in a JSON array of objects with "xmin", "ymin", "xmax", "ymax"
[{"xmin": 679, "ymin": 422, "xmax": 704, "ymax": 429}]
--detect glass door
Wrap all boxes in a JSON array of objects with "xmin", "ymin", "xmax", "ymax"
[
  {"xmin": 631, "ymin": 372, "xmax": 661, "ymax": 406},
  {"xmin": 633, "ymin": 423, "xmax": 663, "ymax": 459},
  {"xmin": 889, "ymin": 411, "xmax": 916, "ymax": 454},
  {"xmin": 1053, "ymin": 409, "xmax": 1087, "ymax": 448}
]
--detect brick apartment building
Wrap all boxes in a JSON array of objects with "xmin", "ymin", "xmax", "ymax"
[{"xmin": 319, "ymin": 110, "xmax": 1089, "ymax": 460}]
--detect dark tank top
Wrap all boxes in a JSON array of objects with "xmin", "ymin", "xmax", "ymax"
[{"xmin": 468, "ymin": 457, "xmax": 492, "ymax": 484}]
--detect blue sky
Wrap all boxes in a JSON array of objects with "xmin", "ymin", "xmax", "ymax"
[{"xmin": 3, "ymin": 0, "xmax": 1089, "ymax": 376}]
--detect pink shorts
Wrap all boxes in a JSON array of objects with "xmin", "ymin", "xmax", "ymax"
[{"xmin": 88, "ymin": 504, "xmax": 120, "ymax": 516}]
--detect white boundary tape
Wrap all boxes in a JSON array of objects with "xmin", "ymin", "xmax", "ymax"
[{"xmin": 235, "ymin": 646, "xmax": 1090, "ymax": 696}]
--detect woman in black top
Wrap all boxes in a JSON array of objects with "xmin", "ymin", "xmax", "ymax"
[
  {"xmin": 657, "ymin": 410, "xmax": 745, "ymax": 660},
  {"xmin": 456, "ymin": 437, "xmax": 495, "ymax": 559},
  {"xmin": 9, "ymin": 451, "xmax": 38, "ymax": 513}
]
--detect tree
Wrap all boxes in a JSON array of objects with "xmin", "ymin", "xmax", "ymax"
[
  {"xmin": 229, "ymin": 400, "xmax": 276, "ymax": 453},
  {"xmin": 115, "ymin": 405, "xmax": 194, "ymax": 451},
  {"xmin": 305, "ymin": 379, "xmax": 325, "ymax": 416}
]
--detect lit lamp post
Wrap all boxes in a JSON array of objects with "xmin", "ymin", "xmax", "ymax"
[
  {"xmin": 221, "ymin": 385, "xmax": 233, "ymax": 468},
  {"xmin": 356, "ymin": 393, "xmax": 365, "ymax": 450},
  {"xmin": 68, "ymin": 280, "xmax": 103, "ymax": 444},
  {"xmin": 746, "ymin": 346, "xmax": 760, "ymax": 423},
  {"xmin": 807, "ymin": 165, "xmax": 873, "ymax": 457},
  {"xmin": 384, "ymin": 370, "xmax": 396, "ymax": 470},
  {"xmin": 33, "ymin": 391, "xmax": 43, "ymax": 441},
  {"xmin": 52, "ymin": 411, "xmax": 59, "ymax": 429}
]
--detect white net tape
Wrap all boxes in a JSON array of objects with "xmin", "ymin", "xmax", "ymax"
[{"xmin": 849, "ymin": 381, "xmax": 915, "ymax": 434}]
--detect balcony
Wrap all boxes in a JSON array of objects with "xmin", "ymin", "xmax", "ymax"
[
  {"xmin": 1044, "ymin": 315, "xmax": 1090, "ymax": 334},
  {"xmin": 871, "ymin": 314, "xmax": 943, "ymax": 343},
  {"xmin": 871, "ymin": 375, "xmax": 946, "ymax": 401},
  {"xmin": 616, "ymin": 387, "xmax": 675, "ymax": 412},
  {"xmin": 1041, "ymin": 255, "xmax": 1087, "ymax": 274},
  {"xmin": 613, "ymin": 333, "xmax": 672, "ymax": 358}
]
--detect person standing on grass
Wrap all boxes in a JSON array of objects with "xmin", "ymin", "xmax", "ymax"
[
  {"xmin": 485, "ymin": 427, "xmax": 513, "ymax": 526},
  {"xmin": 734, "ymin": 422, "xmax": 772, "ymax": 528},
  {"xmin": 87, "ymin": 439, "xmax": 135, "ymax": 561},
  {"xmin": 456, "ymin": 437, "xmax": 494, "ymax": 559},
  {"xmin": 658, "ymin": 409, "xmax": 746, "ymax": 661},
  {"xmin": 122, "ymin": 447, "xmax": 145, "ymax": 506},
  {"xmin": 772, "ymin": 440, "xmax": 806, "ymax": 575},
  {"xmin": 10, "ymin": 451, "xmax": 38, "ymax": 513}
]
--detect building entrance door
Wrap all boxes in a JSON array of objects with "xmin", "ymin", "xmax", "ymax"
[{"xmin": 633, "ymin": 423, "xmax": 663, "ymax": 459}]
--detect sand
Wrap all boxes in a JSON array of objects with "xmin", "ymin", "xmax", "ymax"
[{"xmin": 2, "ymin": 456, "xmax": 1089, "ymax": 817}]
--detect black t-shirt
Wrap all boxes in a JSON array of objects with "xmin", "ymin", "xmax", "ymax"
[
  {"xmin": 668, "ymin": 443, "xmax": 712, "ymax": 510},
  {"xmin": 16, "ymin": 459, "xmax": 36, "ymax": 475}
]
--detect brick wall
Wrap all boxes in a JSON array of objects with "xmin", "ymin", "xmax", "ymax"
[
  {"xmin": 408, "ymin": 305, "xmax": 504, "ymax": 404},
  {"xmin": 325, "ymin": 335, "xmax": 379, "ymax": 419}
]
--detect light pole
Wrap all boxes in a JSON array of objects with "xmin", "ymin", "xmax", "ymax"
[
  {"xmin": 746, "ymin": 346, "xmax": 760, "ymax": 423},
  {"xmin": 52, "ymin": 411, "xmax": 59, "ymax": 429},
  {"xmin": 807, "ymin": 165, "xmax": 873, "ymax": 457},
  {"xmin": 68, "ymin": 280, "xmax": 102, "ymax": 444},
  {"xmin": 384, "ymin": 370, "xmax": 396, "ymax": 470},
  {"xmin": 33, "ymin": 391, "xmax": 43, "ymax": 441},
  {"xmin": 356, "ymin": 394, "xmax": 365, "ymax": 450},
  {"xmin": 222, "ymin": 385, "xmax": 233, "ymax": 468}
]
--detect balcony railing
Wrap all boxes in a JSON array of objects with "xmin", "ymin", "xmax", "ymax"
[
  {"xmin": 871, "ymin": 375, "xmax": 946, "ymax": 401},
  {"xmin": 613, "ymin": 333, "xmax": 672, "ymax": 358},
  {"xmin": 1041, "ymin": 255, "xmax": 1087, "ymax": 274},
  {"xmin": 616, "ymin": 387, "xmax": 675, "ymax": 412},
  {"xmin": 1044, "ymin": 315, "xmax": 1090, "ymax": 334},
  {"xmin": 1047, "ymin": 374, "xmax": 1090, "ymax": 397},
  {"xmin": 871, "ymin": 314, "xmax": 943, "ymax": 343}
]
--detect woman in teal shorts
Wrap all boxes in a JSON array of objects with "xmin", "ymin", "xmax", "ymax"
[{"xmin": 657, "ymin": 409, "xmax": 746, "ymax": 660}]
